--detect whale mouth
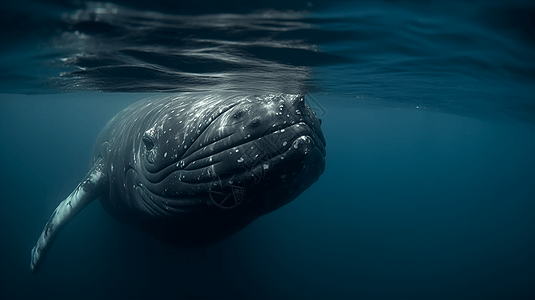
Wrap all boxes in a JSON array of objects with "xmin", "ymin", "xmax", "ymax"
[
  {"xmin": 129, "ymin": 127, "xmax": 324, "ymax": 215},
  {"xmin": 180, "ymin": 121, "xmax": 325, "ymax": 172},
  {"xmin": 250, "ymin": 121, "xmax": 326, "ymax": 156},
  {"xmin": 138, "ymin": 121, "xmax": 324, "ymax": 185}
]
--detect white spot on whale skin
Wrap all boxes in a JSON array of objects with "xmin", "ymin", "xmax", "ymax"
[
  {"xmin": 237, "ymin": 157, "xmax": 244, "ymax": 163},
  {"xmin": 263, "ymin": 163, "xmax": 269, "ymax": 170},
  {"xmin": 164, "ymin": 152, "xmax": 167, "ymax": 158},
  {"xmin": 283, "ymin": 141, "xmax": 287, "ymax": 147}
]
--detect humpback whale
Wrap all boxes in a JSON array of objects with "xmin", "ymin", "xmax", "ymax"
[{"xmin": 30, "ymin": 93, "xmax": 326, "ymax": 273}]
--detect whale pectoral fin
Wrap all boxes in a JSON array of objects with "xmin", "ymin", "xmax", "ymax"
[{"xmin": 30, "ymin": 158, "xmax": 108, "ymax": 274}]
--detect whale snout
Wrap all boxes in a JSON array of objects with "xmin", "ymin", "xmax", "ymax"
[
  {"xmin": 213, "ymin": 94, "xmax": 326, "ymax": 164},
  {"xmin": 129, "ymin": 93, "xmax": 326, "ymax": 218},
  {"xmin": 292, "ymin": 135, "xmax": 314, "ymax": 155},
  {"xmin": 231, "ymin": 94, "xmax": 325, "ymax": 148}
]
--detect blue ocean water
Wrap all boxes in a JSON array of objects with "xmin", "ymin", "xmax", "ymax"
[{"xmin": 1, "ymin": 1, "xmax": 534, "ymax": 299}]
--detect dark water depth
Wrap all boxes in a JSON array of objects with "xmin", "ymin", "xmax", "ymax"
[{"xmin": 0, "ymin": 1, "xmax": 534, "ymax": 299}]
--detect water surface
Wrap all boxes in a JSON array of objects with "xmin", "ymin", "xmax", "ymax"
[{"xmin": 0, "ymin": 1, "xmax": 534, "ymax": 299}]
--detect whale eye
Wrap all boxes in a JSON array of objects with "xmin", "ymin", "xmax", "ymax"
[
  {"xmin": 142, "ymin": 135, "xmax": 154, "ymax": 151},
  {"xmin": 250, "ymin": 117, "xmax": 260, "ymax": 127},
  {"xmin": 142, "ymin": 131, "xmax": 157, "ymax": 164},
  {"xmin": 233, "ymin": 109, "xmax": 244, "ymax": 119}
]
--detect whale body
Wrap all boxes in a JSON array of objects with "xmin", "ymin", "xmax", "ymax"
[{"xmin": 30, "ymin": 93, "xmax": 326, "ymax": 273}]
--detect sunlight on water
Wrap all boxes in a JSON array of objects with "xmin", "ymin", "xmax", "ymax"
[
  {"xmin": 1, "ymin": 0, "xmax": 533, "ymax": 122},
  {"xmin": 51, "ymin": 2, "xmax": 320, "ymax": 94}
]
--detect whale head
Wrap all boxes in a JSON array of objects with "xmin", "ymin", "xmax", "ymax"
[{"xmin": 104, "ymin": 93, "xmax": 326, "ymax": 245}]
